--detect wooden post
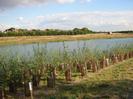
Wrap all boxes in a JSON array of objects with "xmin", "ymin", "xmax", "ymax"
[
  {"xmin": 72, "ymin": 61, "xmax": 77, "ymax": 72},
  {"xmin": 131, "ymin": 51, "xmax": 133, "ymax": 58},
  {"xmin": 65, "ymin": 69, "xmax": 71, "ymax": 81},
  {"xmin": 119, "ymin": 54, "xmax": 124, "ymax": 61},
  {"xmin": 80, "ymin": 64, "xmax": 86, "ymax": 77},
  {"xmin": 53, "ymin": 67, "xmax": 57, "ymax": 77},
  {"xmin": 86, "ymin": 61, "xmax": 91, "ymax": 70},
  {"xmin": 100, "ymin": 60, "xmax": 104, "ymax": 69},
  {"xmin": 114, "ymin": 56, "xmax": 118, "ymax": 63},
  {"xmin": 124, "ymin": 53, "xmax": 129, "ymax": 60},
  {"xmin": 23, "ymin": 69, "xmax": 32, "ymax": 97},
  {"xmin": 129, "ymin": 52, "xmax": 132, "ymax": 58},
  {"xmin": 76, "ymin": 63, "xmax": 81, "ymax": 72},
  {"xmin": 105, "ymin": 58, "xmax": 109, "ymax": 67},
  {"xmin": 111, "ymin": 54, "xmax": 116, "ymax": 64},
  {"xmin": 65, "ymin": 65, "xmax": 72, "ymax": 81},
  {"xmin": 29, "ymin": 82, "xmax": 33, "ymax": 99},
  {"xmin": 61, "ymin": 63, "xmax": 64, "ymax": 71},
  {"xmin": 92, "ymin": 62, "xmax": 97, "ymax": 72},
  {"xmin": 100, "ymin": 57, "xmax": 106, "ymax": 69}
]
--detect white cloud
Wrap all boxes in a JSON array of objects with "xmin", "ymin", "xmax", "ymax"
[
  {"xmin": 0, "ymin": 0, "xmax": 78, "ymax": 10},
  {"xmin": 16, "ymin": 11, "xmax": 133, "ymax": 31},
  {"xmin": 56, "ymin": 0, "xmax": 75, "ymax": 4},
  {"xmin": 0, "ymin": 0, "xmax": 93, "ymax": 10},
  {"xmin": 17, "ymin": 17, "xmax": 24, "ymax": 21},
  {"xmin": 81, "ymin": 0, "xmax": 91, "ymax": 3}
]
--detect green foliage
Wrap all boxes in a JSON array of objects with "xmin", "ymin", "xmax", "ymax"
[
  {"xmin": 0, "ymin": 28, "xmax": 94, "ymax": 37},
  {"xmin": 114, "ymin": 30, "xmax": 133, "ymax": 34}
]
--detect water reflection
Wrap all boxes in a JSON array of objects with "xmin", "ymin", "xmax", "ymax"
[{"xmin": 0, "ymin": 38, "xmax": 133, "ymax": 56}]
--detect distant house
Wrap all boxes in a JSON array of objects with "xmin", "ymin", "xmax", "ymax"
[
  {"xmin": 108, "ymin": 32, "xmax": 113, "ymax": 35},
  {"xmin": 4, "ymin": 28, "xmax": 18, "ymax": 33}
]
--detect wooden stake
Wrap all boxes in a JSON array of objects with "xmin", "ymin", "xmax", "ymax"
[
  {"xmin": 29, "ymin": 82, "xmax": 33, "ymax": 99},
  {"xmin": 92, "ymin": 62, "xmax": 97, "ymax": 72},
  {"xmin": 105, "ymin": 58, "xmax": 109, "ymax": 66},
  {"xmin": 65, "ymin": 65, "xmax": 72, "ymax": 81}
]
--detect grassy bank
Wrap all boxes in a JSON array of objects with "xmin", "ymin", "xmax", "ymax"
[
  {"xmin": 34, "ymin": 58, "xmax": 133, "ymax": 99},
  {"xmin": 0, "ymin": 33, "xmax": 133, "ymax": 45}
]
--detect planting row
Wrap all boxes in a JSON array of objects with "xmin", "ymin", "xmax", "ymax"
[{"xmin": 0, "ymin": 44, "xmax": 133, "ymax": 98}]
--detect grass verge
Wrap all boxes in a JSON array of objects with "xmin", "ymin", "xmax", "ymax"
[{"xmin": 0, "ymin": 33, "xmax": 133, "ymax": 45}]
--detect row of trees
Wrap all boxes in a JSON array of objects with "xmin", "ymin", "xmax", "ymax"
[
  {"xmin": 113, "ymin": 31, "xmax": 133, "ymax": 34},
  {"xmin": 0, "ymin": 28, "xmax": 94, "ymax": 37}
]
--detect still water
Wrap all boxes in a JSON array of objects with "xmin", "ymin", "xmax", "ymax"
[{"xmin": 0, "ymin": 38, "xmax": 133, "ymax": 56}]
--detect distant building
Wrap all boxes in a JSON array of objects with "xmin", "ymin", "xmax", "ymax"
[
  {"xmin": 4, "ymin": 27, "xmax": 18, "ymax": 33},
  {"xmin": 108, "ymin": 32, "xmax": 113, "ymax": 34}
]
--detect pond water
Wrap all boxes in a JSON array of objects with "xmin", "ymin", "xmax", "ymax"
[{"xmin": 0, "ymin": 38, "xmax": 133, "ymax": 56}]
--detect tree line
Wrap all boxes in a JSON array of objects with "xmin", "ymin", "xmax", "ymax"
[
  {"xmin": 113, "ymin": 31, "xmax": 133, "ymax": 34},
  {"xmin": 0, "ymin": 27, "xmax": 94, "ymax": 37}
]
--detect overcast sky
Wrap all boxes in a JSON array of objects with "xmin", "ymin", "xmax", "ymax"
[{"xmin": 0, "ymin": 0, "xmax": 133, "ymax": 31}]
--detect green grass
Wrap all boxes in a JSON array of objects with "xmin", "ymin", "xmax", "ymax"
[{"xmin": 34, "ymin": 58, "xmax": 133, "ymax": 99}]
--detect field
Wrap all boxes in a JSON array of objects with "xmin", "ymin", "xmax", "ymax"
[{"xmin": 0, "ymin": 33, "xmax": 133, "ymax": 45}]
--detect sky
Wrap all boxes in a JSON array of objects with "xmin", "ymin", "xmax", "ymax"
[{"xmin": 0, "ymin": 0, "xmax": 133, "ymax": 31}]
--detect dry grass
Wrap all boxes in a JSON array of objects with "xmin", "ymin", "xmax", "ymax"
[{"xmin": 0, "ymin": 33, "xmax": 133, "ymax": 45}]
